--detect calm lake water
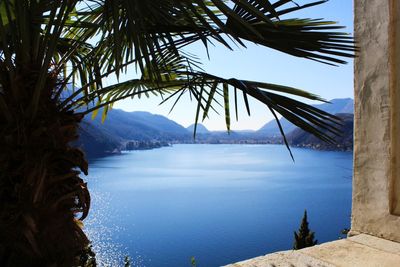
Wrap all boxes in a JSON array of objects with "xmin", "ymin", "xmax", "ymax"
[{"xmin": 84, "ymin": 144, "xmax": 353, "ymax": 267}]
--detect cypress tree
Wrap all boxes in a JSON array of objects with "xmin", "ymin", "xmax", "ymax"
[
  {"xmin": 293, "ymin": 210, "xmax": 318, "ymax": 250},
  {"xmin": 191, "ymin": 256, "xmax": 197, "ymax": 267},
  {"xmin": 124, "ymin": 256, "xmax": 131, "ymax": 267}
]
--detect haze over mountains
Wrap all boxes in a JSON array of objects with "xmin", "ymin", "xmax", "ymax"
[{"xmin": 75, "ymin": 98, "xmax": 354, "ymax": 157}]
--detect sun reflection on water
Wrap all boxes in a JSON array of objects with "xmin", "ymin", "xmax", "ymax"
[{"xmin": 88, "ymin": 187, "xmax": 154, "ymax": 266}]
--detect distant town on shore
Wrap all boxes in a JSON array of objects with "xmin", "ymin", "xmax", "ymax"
[{"xmin": 75, "ymin": 98, "xmax": 354, "ymax": 158}]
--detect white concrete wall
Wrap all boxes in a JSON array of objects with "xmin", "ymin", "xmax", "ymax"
[{"xmin": 351, "ymin": 0, "xmax": 400, "ymax": 242}]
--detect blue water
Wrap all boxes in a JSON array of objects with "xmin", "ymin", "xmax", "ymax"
[{"xmin": 84, "ymin": 144, "xmax": 353, "ymax": 267}]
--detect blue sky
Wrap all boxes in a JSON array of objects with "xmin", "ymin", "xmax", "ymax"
[{"xmin": 114, "ymin": 0, "xmax": 354, "ymax": 131}]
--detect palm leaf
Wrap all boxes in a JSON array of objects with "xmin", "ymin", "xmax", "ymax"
[{"xmin": 0, "ymin": 0, "xmax": 356, "ymax": 149}]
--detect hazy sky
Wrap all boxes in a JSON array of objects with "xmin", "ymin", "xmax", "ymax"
[{"xmin": 113, "ymin": 0, "xmax": 354, "ymax": 131}]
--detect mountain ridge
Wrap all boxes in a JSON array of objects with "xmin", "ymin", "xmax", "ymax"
[
  {"xmin": 75, "ymin": 110, "xmax": 191, "ymax": 158},
  {"xmin": 287, "ymin": 113, "xmax": 353, "ymax": 151},
  {"xmin": 257, "ymin": 98, "xmax": 354, "ymax": 137},
  {"xmin": 186, "ymin": 123, "xmax": 210, "ymax": 134},
  {"xmin": 75, "ymin": 98, "xmax": 354, "ymax": 157}
]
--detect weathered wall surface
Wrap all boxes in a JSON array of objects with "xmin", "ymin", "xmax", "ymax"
[
  {"xmin": 351, "ymin": 0, "xmax": 400, "ymax": 242},
  {"xmin": 390, "ymin": 0, "xmax": 400, "ymax": 216}
]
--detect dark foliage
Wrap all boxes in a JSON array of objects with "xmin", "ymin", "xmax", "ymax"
[{"xmin": 293, "ymin": 210, "xmax": 318, "ymax": 250}]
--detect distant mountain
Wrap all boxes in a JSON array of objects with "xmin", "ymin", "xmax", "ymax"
[
  {"xmin": 256, "ymin": 118, "xmax": 295, "ymax": 138},
  {"xmin": 75, "ymin": 121, "xmax": 122, "ymax": 158},
  {"xmin": 186, "ymin": 123, "xmax": 210, "ymax": 134},
  {"xmin": 85, "ymin": 109, "xmax": 190, "ymax": 141},
  {"xmin": 75, "ymin": 109, "xmax": 191, "ymax": 157},
  {"xmin": 313, "ymin": 98, "xmax": 354, "ymax": 114},
  {"xmin": 257, "ymin": 98, "xmax": 354, "ymax": 137},
  {"xmin": 287, "ymin": 113, "xmax": 354, "ymax": 151},
  {"xmin": 74, "ymin": 98, "xmax": 355, "ymax": 157}
]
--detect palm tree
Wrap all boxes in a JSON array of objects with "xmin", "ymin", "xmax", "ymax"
[{"xmin": 0, "ymin": 0, "xmax": 355, "ymax": 266}]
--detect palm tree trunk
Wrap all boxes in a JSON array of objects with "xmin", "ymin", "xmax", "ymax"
[{"xmin": 0, "ymin": 71, "xmax": 91, "ymax": 266}]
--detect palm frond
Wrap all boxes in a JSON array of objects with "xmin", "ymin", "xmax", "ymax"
[
  {"xmin": 71, "ymin": 61, "xmax": 341, "ymax": 155},
  {"xmin": 74, "ymin": 0, "xmax": 355, "ymax": 86},
  {"xmin": 172, "ymin": 71, "xmax": 342, "ymax": 153},
  {"xmin": 0, "ymin": 0, "xmax": 356, "ymax": 148}
]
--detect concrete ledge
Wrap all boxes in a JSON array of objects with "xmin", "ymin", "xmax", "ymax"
[
  {"xmin": 348, "ymin": 234, "xmax": 400, "ymax": 255},
  {"xmin": 224, "ymin": 234, "xmax": 400, "ymax": 267},
  {"xmin": 225, "ymin": 251, "xmax": 333, "ymax": 267}
]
